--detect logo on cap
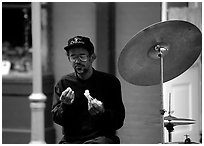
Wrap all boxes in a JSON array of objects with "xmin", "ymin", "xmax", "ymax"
[{"xmin": 69, "ymin": 37, "xmax": 85, "ymax": 45}]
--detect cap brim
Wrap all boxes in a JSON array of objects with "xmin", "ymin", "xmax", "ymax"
[
  {"xmin": 64, "ymin": 44, "xmax": 85, "ymax": 52},
  {"xmin": 64, "ymin": 46, "xmax": 70, "ymax": 51}
]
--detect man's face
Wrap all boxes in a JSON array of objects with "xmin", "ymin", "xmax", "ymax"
[{"xmin": 68, "ymin": 47, "xmax": 94, "ymax": 75}]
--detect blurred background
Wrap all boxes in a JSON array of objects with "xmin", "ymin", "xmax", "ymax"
[{"xmin": 2, "ymin": 2, "xmax": 202, "ymax": 144}]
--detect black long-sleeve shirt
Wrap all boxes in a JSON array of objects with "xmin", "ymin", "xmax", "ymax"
[{"xmin": 51, "ymin": 68, "xmax": 125, "ymax": 142}]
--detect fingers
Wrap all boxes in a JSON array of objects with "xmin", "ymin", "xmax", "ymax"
[
  {"xmin": 60, "ymin": 88, "xmax": 68, "ymax": 100},
  {"xmin": 65, "ymin": 90, "xmax": 75, "ymax": 103},
  {"xmin": 60, "ymin": 87, "xmax": 75, "ymax": 104},
  {"xmin": 61, "ymin": 87, "xmax": 71, "ymax": 97},
  {"xmin": 88, "ymin": 106, "xmax": 100, "ymax": 115},
  {"xmin": 93, "ymin": 103, "xmax": 104, "ymax": 113},
  {"xmin": 88, "ymin": 101, "xmax": 104, "ymax": 116},
  {"xmin": 69, "ymin": 91, "xmax": 75, "ymax": 102},
  {"xmin": 66, "ymin": 90, "xmax": 74, "ymax": 99}
]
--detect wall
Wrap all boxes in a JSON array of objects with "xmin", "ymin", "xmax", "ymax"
[
  {"xmin": 115, "ymin": 3, "xmax": 162, "ymax": 143},
  {"xmin": 51, "ymin": 2, "xmax": 96, "ymax": 142},
  {"xmin": 52, "ymin": 2, "xmax": 96, "ymax": 83},
  {"xmin": 52, "ymin": 2, "xmax": 162, "ymax": 144},
  {"xmin": 2, "ymin": 75, "xmax": 55, "ymax": 144}
]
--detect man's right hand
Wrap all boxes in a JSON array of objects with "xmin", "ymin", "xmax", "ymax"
[{"xmin": 60, "ymin": 87, "xmax": 75, "ymax": 105}]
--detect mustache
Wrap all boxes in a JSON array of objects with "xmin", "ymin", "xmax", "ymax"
[{"xmin": 74, "ymin": 63, "xmax": 84, "ymax": 67}]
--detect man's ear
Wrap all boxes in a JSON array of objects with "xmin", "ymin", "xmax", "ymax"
[{"xmin": 91, "ymin": 53, "xmax": 96, "ymax": 62}]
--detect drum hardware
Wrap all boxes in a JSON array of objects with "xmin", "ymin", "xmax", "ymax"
[
  {"xmin": 184, "ymin": 134, "xmax": 191, "ymax": 144},
  {"xmin": 164, "ymin": 94, "xmax": 195, "ymax": 142},
  {"xmin": 164, "ymin": 141, "xmax": 199, "ymax": 144},
  {"xmin": 118, "ymin": 20, "xmax": 202, "ymax": 143},
  {"xmin": 164, "ymin": 134, "xmax": 199, "ymax": 144},
  {"xmin": 164, "ymin": 115, "xmax": 196, "ymax": 122},
  {"xmin": 164, "ymin": 121, "xmax": 195, "ymax": 143}
]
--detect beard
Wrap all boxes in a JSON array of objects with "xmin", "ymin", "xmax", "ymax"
[{"xmin": 74, "ymin": 63, "xmax": 88, "ymax": 74}]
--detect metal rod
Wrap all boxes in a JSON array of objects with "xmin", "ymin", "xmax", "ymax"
[
  {"xmin": 169, "ymin": 131, "xmax": 172, "ymax": 142},
  {"xmin": 160, "ymin": 54, "xmax": 164, "ymax": 143},
  {"xmin": 168, "ymin": 93, "xmax": 171, "ymax": 115},
  {"xmin": 168, "ymin": 93, "xmax": 171, "ymax": 142}
]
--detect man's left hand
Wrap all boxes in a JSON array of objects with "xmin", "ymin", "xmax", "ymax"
[{"xmin": 88, "ymin": 100, "xmax": 105, "ymax": 116}]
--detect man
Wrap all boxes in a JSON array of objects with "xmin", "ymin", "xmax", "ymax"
[{"xmin": 52, "ymin": 36, "xmax": 125, "ymax": 144}]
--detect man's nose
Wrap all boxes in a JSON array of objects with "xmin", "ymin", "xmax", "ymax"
[{"xmin": 74, "ymin": 58, "xmax": 81, "ymax": 63}]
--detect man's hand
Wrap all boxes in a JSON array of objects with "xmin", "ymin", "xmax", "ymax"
[
  {"xmin": 84, "ymin": 89, "xmax": 104, "ymax": 115},
  {"xmin": 88, "ymin": 99, "xmax": 105, "ymax": 116},
  {"xmin": 60, "ymin": 87, "xmax": 75, "ymax": 105}
]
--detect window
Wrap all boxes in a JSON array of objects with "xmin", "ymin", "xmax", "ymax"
[{"xmin": 2, "ymin": 2, "xmax": 32, "ymax": 73}]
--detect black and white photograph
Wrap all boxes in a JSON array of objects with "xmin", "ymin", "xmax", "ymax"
[{"xmin": 1, "ymin": 1, "xmax": 202, "ymax": 144}]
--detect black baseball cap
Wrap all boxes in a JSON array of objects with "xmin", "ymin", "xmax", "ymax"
[{"xmin": 64, "ymin": 36, "xmax": 94, "ymax": 54}]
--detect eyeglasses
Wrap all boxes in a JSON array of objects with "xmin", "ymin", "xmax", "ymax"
[{"xmin": 69, "ymin": 55, "xmax": 89, "ymax": 62}]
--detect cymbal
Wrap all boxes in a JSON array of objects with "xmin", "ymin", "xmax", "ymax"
[
  {"xmin": 118, "ymin": 20, "xmax": 202, "ymax": 86},
  {"xmin": 164, "ymin": 121, "xmax": 195, "ymax": 126},
  {"xmin": 164, "ymin": 115, "xmax": 195, "ymax": 121}
]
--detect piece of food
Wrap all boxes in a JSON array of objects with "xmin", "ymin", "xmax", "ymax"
[{"xmin": 84, "ymin": 90, "xmax": 102, "ymax": 110}]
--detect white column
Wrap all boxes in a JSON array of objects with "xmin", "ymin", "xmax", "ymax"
[
  {"xmin": 161, "ymin": 2, "xmax": 167, "ymax": 21},
  {"xmin": 29, "ymin": 2, "xmax": 47, "ymax": 144}
]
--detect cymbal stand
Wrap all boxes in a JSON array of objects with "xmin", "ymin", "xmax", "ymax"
[
  {"xmin": 154, "ymin": 44, "xmax": 169, "ymax": 144},
  {"xmin": 165, "ymin": 122, "xmax": 174, "ymax": 142},
  {"xmin": 165, "ymin": 93, "xmax": 174, "ymax": 142}
]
